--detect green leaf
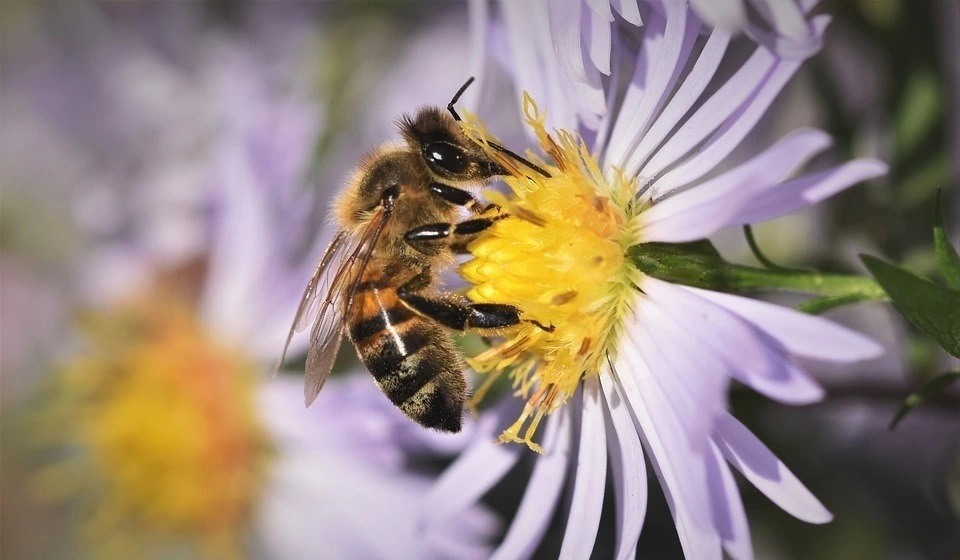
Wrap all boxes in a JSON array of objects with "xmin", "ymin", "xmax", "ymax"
[
  {"xmin": 934, "ymin": 189, "xmax": 960, "ymax": 289},
  {"xmin": 862, "ymin": 254, "xmax": 960, "ymax": 358},
  {"xmin": 894, "ymin": 70, "xmax": 941, "ymax": 161},
  {"xmin": 888, "ymin": 369, "xmax": 960, "ymax": 430}
]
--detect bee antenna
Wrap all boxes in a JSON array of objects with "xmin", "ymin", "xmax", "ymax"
[
  {"xmin": 447, "ymin": 76, "xmax": 476, "ymax": 122},
  {"xmin": 447, "ymin": 76, "xmax": 552, "ymax": 179}
]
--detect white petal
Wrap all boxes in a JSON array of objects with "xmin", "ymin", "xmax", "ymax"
[
  {"xmin": 422, "ymin": 404, "xmax": 524, "ymax": 528},
  {"xmin": 599, "ymin": 367, "xmax": 648, "ymax": 560},
  {"xmin": 604, "ymin": 4, "xmax": 697, "ymax": 172},
  {"xmin": 610, "ymin": 306, "xmax": 723, "ymax": 559},
  {"xmin": 639, "ymin": 43, "xmax": 777, "ymax": 187},
  {"xmin": 613, "ymin": 0, "xmax": 643, "ymax": 26},
  {"xmin": 625, "ymin": 28, "xmax": 731, "ymax": 180},
  {"xmin": 690, "ymin": 0, "xmax": 747, "ymax": 32},
  {"xmin": 587, "ymin": 6, "xmax": 613, "ymax": 75},
  {"xmin": 642, "ymin": 278, "xmax": 825, "ymax": 404},
  {"xmin": 706, "ymin": 441, "xmax": 753, "ymax": 560},
  {"xmin": 686, "ymin": 287, "xmax": 885, "ymax": 362},
  {"xmin": 491, "ymin": 408, "xmax": 574, "ymax": 560},
  {"xmin": 651, "ymin": 54, "xmax": 805, "ymax": 196},
  {"xmin": 559, "ymin": 377, "xmax": 607, "ymax": 559},
  {"xmin": 548, "ymin": 0, "xmax": 587, "ymax": 82},
  {"xmin": 639, "ymin": 128, "xmax": 833, "ymax": 243},
  {"xmin": 586, "ymin": 0, "xmax": 614, "ymax": 22},
  {"xmin": 728, "ymin": 158, "xmax": 889, "ymax": 225},
  {"xmin": 715, "ymin": 413, "xmax": 832, "ymax": 523}
]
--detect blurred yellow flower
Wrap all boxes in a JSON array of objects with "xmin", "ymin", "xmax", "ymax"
[{"xmin": 32, "ymin": 296, "xmax": 268, "ymax": 559}]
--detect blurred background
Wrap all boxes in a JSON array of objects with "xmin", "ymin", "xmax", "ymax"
[{"xmin": 1, "ymin": 1, "xmax": 957, "ymax": 559}]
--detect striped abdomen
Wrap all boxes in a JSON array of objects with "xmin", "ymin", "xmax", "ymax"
[{"xmin": 347, "ymin": 280, "xmax": 466, "ymax": 432}]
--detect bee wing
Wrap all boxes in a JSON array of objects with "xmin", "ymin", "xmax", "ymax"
[
  {"xmin": 302, "ymin": 208, "xmax": 393, "ymax": 406},
  {"xmin": 277, "ymin": 230, "xmax": 351, "ymax": 370}
]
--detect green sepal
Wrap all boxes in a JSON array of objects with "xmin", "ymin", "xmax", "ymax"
[
  {"xmin": 628, "ymin": 241, "xmax": 725, "ymax": 289},
  {"xmin": 934, "ymin": 189, "xmax": 960, "ymax": 289},
  {"xmin": 862, "ymin": 254, "xmax": 960, "ymax": 358},
  {"xmin": 888, "ymin": 369, "xmax": 960, "ymax": 430}
]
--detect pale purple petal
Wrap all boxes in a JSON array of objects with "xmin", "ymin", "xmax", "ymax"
[
  {"xmin": 611, "ymin": 303, "xmax": 723, "ymax": 559},
  {"xmin": 604, "ymin": 4, "xmax": 698, "ymax": 173},
  {"xmin": 586, "ymin": 5, "xmax": 613, "ymax": 75},
  {"xmin": 501, "ymin": 0, "xmax": 581, "ymax": 132},
  {"xmin": 468, "ymin": 0, "xmax": 490, "ymax": 99},
  {"xmin": 746, "ymin": 0, "xmax": 821, "ymax": 59},
  {"xmin": 549, "ymin": 0, "xmax": 587, "ymax": 82},
  {"xmin": 639, "ymin": 127, "xmax": 834, "ymax": 242},
  {"xmin": 620, "ymin": 27, "xmax": 731, "ymax": 178},
  {"xmin": 706, "ymin": 441, "xmax": 753, "ymax": 560},
  {"xmin": 612, "ymin": 0, "xmax": 643, "ymax": 26},
  {"xmin": 491, "ymin": 408, "xmax": 573, "ymax": 560},
  {"xmin": 714, "ymin": 413, "xmax": 832, "ymax": 523},
  {"xmin": 599, "ymin": 367, "xmax": 648, "ymax": 560},
  {"xmin": 638, "ymin": 40, "xmax": 778, "ymax": 185},
  {"xmin": 422, "ymin": 400, "xmax": 524, "ymax": 528},
  {"xmin": 687, "ymin": 287, "xmax": 885, "ymax": 362},
  {"xmin": 586, "ymin": 0, "xmax": 614, "ymax": 22},
  {"xmin": 640, "ymin": 277, "xmax": 825, "ymax": 404},
  {"xmin": 727, "ymin": 158, "xmax": 889, "ymax": 225},
  {"xmin": 558, "ymin": 376, "xmax": 607, "ymax": 559},
  {"xmin": 649, "ymin": 22, "xmax": 819, "ymax": 196},
  {"xmin": 689, "ymin": 0, "xmax": 746, "ymax": 32}
]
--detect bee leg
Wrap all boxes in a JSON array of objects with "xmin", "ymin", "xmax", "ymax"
[
  {"xmin": 429, "ymin": 183, "xmax": 498, "ymax": 215},
  {"xmin": 398, "ymin": 293, "xmax": 523, "ymax": 331},
  {"xmin": 404, "ymin": 215, "xmax": 505, "ymax": 254}
]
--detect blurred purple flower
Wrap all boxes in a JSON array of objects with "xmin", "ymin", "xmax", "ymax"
[
  {"xmin": 4, "ymin": 7, "xmax": 497, "ymax": 559},
  {"xmin": 425, "ymin": 1, "xmax": 887, "ymax": 558}
]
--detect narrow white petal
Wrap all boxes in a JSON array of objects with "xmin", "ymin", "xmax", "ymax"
[
  {"xmin": 639, "ymin": 128, "xmax": 833, "ymax": 243},
  {"xmin": 605, "ymin": 4, "xmax": 696, "ymax": 172},
  {"xmin": 640, "ymin": 44, "xmax": 777, "ymax": 185},
  {"xmin": 599, "ymin": 367, "xmax": 648, "ymax": 560},
  {"xmin": 491, "ymin": 409, "xmax": 574, "ymax": 560},
  {"xmin": 421, "ymin": 406, "xmax": 524, "ymax": 528},
  {"xmin": 652, "ymin": 54, "xmax": 805, "ymax": 196},
  {"xmin": 586, "ymin": 0, "xmax": 614, "ymax": 22},
  {"xmin": 641, "ymin": 278, "xmax": 826, "ymax": 404},
  {"xmin": 628, "ymin": 28, "xmax": 731, "ymax": 180},
  {"xmin": 613, "ymin": 0, "xmax": 643, "ymax": 26},
  {"xmin": 548, "ymin": 0, "xmax": 587, "ymax": 82},
  {"xmin": 611, "ymin": 308, "xmax": 723, "ymax": 559},
  {"xmin": 687, "ymin": 287, "xmax": 885, "ymax": 362},
  {"xmin": 690, "ymin": 0, "xmax": 747, "ymax": 32},
  {"xmin": 715, "ymin": 413, "xmax": 832, "ymax": 523},
  {"xmin": 707, "ymin": 441, "xmax": 754, "ymax": 560},
  {"xmin": 559, "ymin": 377, "xmax": 607, "ymax": 559},
  {"xmin": 587, "ymin": 6, "xmax": 613, "ymax": 75},
  {"xmin": 729, "ymin": 158, "xmax": 889, "ymax": 225}
]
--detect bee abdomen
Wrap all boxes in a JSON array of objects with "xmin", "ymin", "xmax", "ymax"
[{"xmin": 354, "ymin": 319, "xmax": 465, "ymax": 432}]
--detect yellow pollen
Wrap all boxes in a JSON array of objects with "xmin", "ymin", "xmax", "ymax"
[
  {"xmin": 31, "ymin": 297, "xmax": 268, "ymax": 558},
  {"xmin": 459, "ymin": 95, "xmax": 640, "ymax": 451}
]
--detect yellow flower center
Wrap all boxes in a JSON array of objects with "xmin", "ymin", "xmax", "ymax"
[
  {"xmin": 459, "ymin": 95, "xmax": 640, "ymax": 452},
  {"xmin": 34, "ymin": 297, "xmax": 268, "ymax": 558}
]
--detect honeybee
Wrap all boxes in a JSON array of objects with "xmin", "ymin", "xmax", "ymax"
[{"xmin": 279, "ymin": 79, "xmax": 550, "ymax": 432}]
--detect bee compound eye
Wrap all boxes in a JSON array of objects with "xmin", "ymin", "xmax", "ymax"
[{"xmin": 423, "ymin": 141, "xmax": 469, "ymax": 175}]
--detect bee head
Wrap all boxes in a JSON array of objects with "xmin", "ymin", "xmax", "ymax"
[{"xmin": 400, "ymin": 107, "xmax": 505, "ymax": 184}]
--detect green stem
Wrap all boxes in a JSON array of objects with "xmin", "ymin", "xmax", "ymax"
[{"xmin": 629, "ymin": 242, "xmax": 889, "ymax": 305}]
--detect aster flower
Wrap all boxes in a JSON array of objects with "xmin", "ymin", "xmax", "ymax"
[
  {"xmin": 6, "ymin": 10, "xmax": 497, "ymax": 559},
  {"xmin": 425, "ymin": 1, "xmax": 887, "ymax": 558}
]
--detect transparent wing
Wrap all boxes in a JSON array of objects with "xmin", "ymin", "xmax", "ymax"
[
  {"xmin": 302, "ymin": 208, "xmax": 392, "ymax": 406},
  {"xmin": 277, "ymin": 230, "xmax": 350, "ymax": 370}
]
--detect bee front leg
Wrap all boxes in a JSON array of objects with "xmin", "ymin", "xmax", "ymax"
[
  {"xmin": 429, "ymin": 183, "xmax": 498, "ymax": 215},
  {"xmin": 404, "ymin": 215, "xmax": 506, "ymax": 255}
]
